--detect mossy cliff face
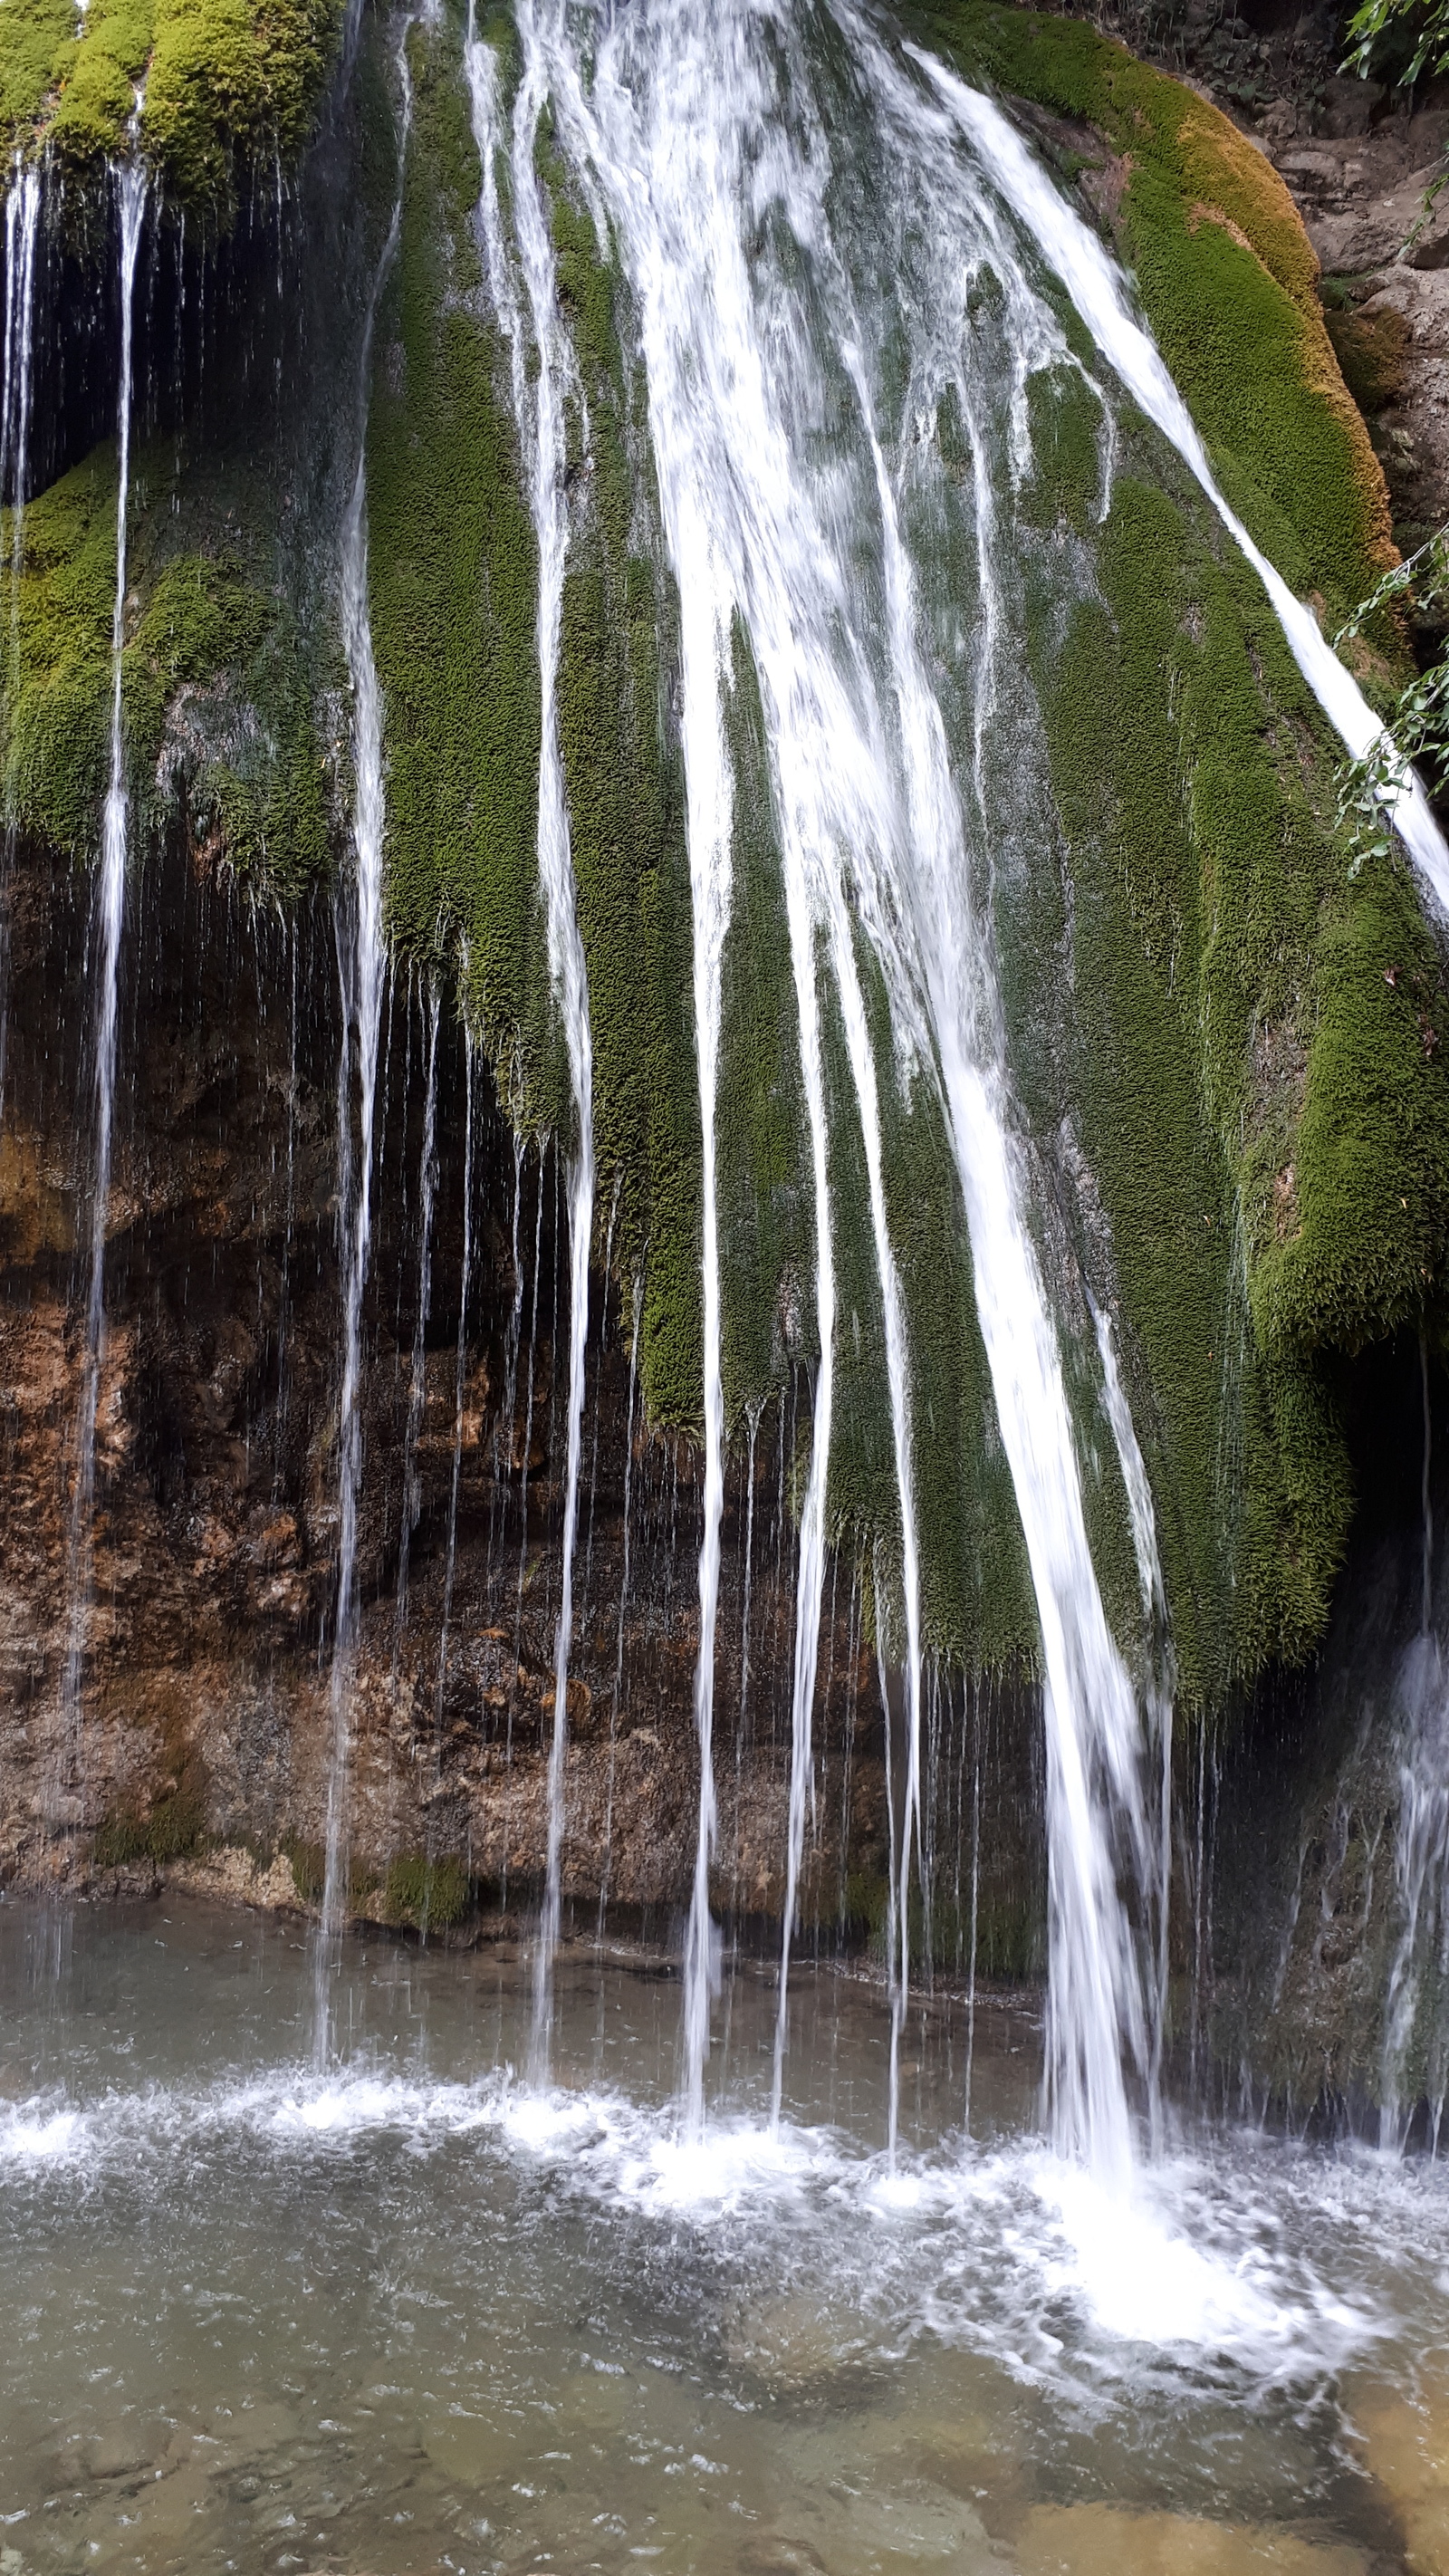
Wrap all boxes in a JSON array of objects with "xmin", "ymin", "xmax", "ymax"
[
  {"xmin": 920, "ymin": 2, "xmax": 1396, "ymax": 626},
  {"xmin": 0, "ymin": 0, "xmax": 344, "ymax": 218},
  {"xmin": 1, "ymin": 445, "xmax": 334, "ymax": 884},
  {"xmin": 3, "ymin": 0, "xmax": 1445, "ymax": 1736},
  {"xmin": 900, "ymin": 2, "xmax": 1449, "ymax": 1698},
  {"xmin": 0, "ymin": 824, "xmax": 953, "ymax": 1947}
]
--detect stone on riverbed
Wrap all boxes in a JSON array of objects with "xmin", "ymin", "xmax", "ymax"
[{"xmin": 1012, "ymin": 2503, "xmax": 1369, "ymax": 2576}]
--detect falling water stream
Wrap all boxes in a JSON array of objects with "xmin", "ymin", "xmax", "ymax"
[
  {"xmin": 514, "ymin": 0, "xmax": 1170, "ymax": 2186},
  {"xmin": 466, "ymin": 7, "xmax": 597, "ymax": 2082},
  {"xmin": 56, "ymin": 161, "xmax": 147, "ymax": 1815},
  {"xmin": 475, "ymin": 0, "xmax": 1449, "ymax": 2196},
  {"xmin": 315, "ymin": 27, "xmax": 417, "ymax": 2058},
  {"xmin": 0, "ymin": 160, "xmax": 40, "ymax": 631},
  {"xmin": 0, "ymin": 159, "xmax": 41, "ymax": 1129},
  {"xmin": 394, "ymin": 979, "xmax": 441, "ymax": 1643}
]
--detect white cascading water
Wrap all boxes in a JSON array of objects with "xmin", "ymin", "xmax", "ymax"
[
  {"xmin": 1379, "ymin": 1628, "xmax": 1449, "ymax": 2150},
  {"xmin": 432, "ymin": 1042, "xmax": 476, "ymax": 1812},
  {"xmin": 1380, "ymin": 1364, "xmax": 1449, "ymax": 2148},
  {"xmin": 465, "ymin": 9, "xmax": 597, "ymax": 2082},
  {"xmin": 672, "ymin": 464, "xmax": 733, "ymax": 2140},
  {"xmin": 1093, "ymin": 1300, "xmax": 1175, "ymax": 2135},
  {"xmin": 57, "ymin": 161, "xmax": 147, "ymax": 1813},
  {"xmin": 524, "ymin": 0, "xmax": 1161, "ymax": 2184},
  {"xmin": 470, "ymin": 0, "xmax": 1449, "ymax": 2177},
  {"xmin": 315, "ymin": 31, "xmax": 415, "ymax": 2062},
  {"xmin": 0, "ymin": 158, "xmax": 42, "ymax": 1127},
  {"xmin": 1, "ymin": 160, "xmax": 40, "ymax": 634}
]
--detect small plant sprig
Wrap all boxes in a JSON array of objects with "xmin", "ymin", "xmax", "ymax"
[{"xmin": 1333, "ymin": 526, "xmax": 1449, "ymax": 868}]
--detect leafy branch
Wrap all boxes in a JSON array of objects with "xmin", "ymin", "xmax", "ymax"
[
  {"xmin": 1334, "ymin": 529, "xmax": 1449, "ymax": 866},
  {"xmin": 1341, "ymin": 0, "xmax": 1449, "ymax": 85}
]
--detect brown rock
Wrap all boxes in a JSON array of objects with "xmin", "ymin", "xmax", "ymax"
[
  {"xmin": 1357, "ymin": 2366, "xmax": 1449, "ymax": 2573},
  {"xmin": 1012, "ymin": 2503, "xmax": 1369, "ymax": 2576}
]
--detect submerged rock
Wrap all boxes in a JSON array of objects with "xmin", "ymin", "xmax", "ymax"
[
  {"xmin": 1012, "ymin": 2503, "xmax": 1370, "ymax": 2576},
  {"xmin": 1356, "ymin": 2365, "xmax": 1449, "ymax": 2574}
]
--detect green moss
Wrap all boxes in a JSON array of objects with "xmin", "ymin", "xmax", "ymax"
[
  {"xmin": 1324, "ymin": 304, "xmax": 1410, "ymax": 418},
  {"xmin": 382, "ymin": 1851, "xmax": 469, "ymax": 1929},
  {"xmin": 840, "ymin": 936, "xmax": 1039, "ymax": 1674},
  {"xmin": 286, "ymin": 1837, "xmax": 324, "ymax": 1903},
  {"xmin": 285, "ymin": 1839, "xmax": 380, "ymax": 1911},
  {"xmin": 1024, "ymin": 433, "xmax": 1449, "ymax": 1691},
  {"xmin": 715, "ymin": 622, "xmax": 814, "ymax": 1427},
  {"xmin": 143, "ymin": 0, "xmax": 344, "ymax": 211},
  {"xmin": 1, "ymin": 0, "xmax": 342, "ymax": 216},
  {"xmin": 548, "ymin": 175, "xmax": 703, "ymax": 1427},
  {"xmin": 367, "ymin": 7, "xmax": 553, "ymax": 1124},
  {"xmin": 45, "ymin": 0, "xmax": 152, "ymax": 175},
  {"xmin": 1252, "ymin": 871, "xmax": 1449, "ymax": 1357},
  {"xmin": 1, "ymin": 442, "xmax": 333, "ymax": 891},
  {"xmin": 920, "ymin": 2, "xmax": 1396, "ymax": 630},
  {"xmin": 94, "ymin": 1714, "xmax": 208, "ymax": 1865},
  {"xmin": 0, "ymin": 0, "xmax": 80, "ymax": 151}
]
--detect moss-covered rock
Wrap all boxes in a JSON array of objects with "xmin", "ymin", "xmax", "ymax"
[
  {"xmin": 920, "ymin": 2, "xmax": 1397, "ymax": 631},
  {"xmin": 381, "ymin": 1850, "xmax": 469, "ymax": 1928},
  {"xmin": 9, "ymin": 0, "xmax": 1444, "ymax": 1712},
  {"xmin": 548, "ymin": 173, "xmax": 704, "ymax": 1427},
  {"xmin": 1, "ymin": 0, "xmax": 343, "ymax": 219},
  {"xmin": 365, "ymin": 6, "xmax": 554, "ymax": 1119},
  {"xmin": 1026, "ymin": 428, "xmax": 1449, "ymax": 1692},
  {"xmin": 1, "ymin": 441, "xmax": 334, "ymax": 890}
]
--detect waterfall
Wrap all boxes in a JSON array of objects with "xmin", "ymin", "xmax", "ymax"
[
  {"xmin": 513, "ymin": 0, "xmax": 1185, "ymax": 2183},
  {"xmin": 314, "ymin": 29, "xmax": 415, "ymax": 2060},
  {"xmin": 1379, "ymin": 1631, "xmax": 1449, "ymax": 2149},
  {"xmin": 56, "ymin": 161, "xmax": 146, "ymax": 1823},
  {"xmin": 435, "ymin": 1043, "xmax": 476, "ymax": 1766},
  {"xmin": 1, "ymin": 160, "xmax": 40, "ymax": 627},
  {"xmin": 0, "ymin": 158, "xmax": 41, "ymax": 1133},
  {"xmin": 466, "ymin": 10, "xmax": 596, "ymax": 2081},
  {"xmin": 674, "ymin": 462, "xmax": 733, "ymax": 2145}
]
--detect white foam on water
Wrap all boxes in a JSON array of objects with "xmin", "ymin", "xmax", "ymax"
[
  {"xmin": 1, "ymin": 2058, "xmax": 1431, "ymax": 2395},
  {"xmin": 1029, "ymin": 2155, "xmax": 1362, "ymax": 2355}
]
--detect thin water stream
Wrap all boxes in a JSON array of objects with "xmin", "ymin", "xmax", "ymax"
[
  {"xmin": 1, "ymin": 159, "xmax": 40, "ymax": 635},
  {"xmin": 56, "ymin": 162, "xmax": 147, "ymax": 1815},
  {"xmin": 466, "ymin": 5, "xmax": 597, "ymax": 2082},
  {"xmin": 317, "ymin": 24, "xmax": 417, "ymax": 2058}
]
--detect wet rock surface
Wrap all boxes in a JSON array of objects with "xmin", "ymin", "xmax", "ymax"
[{"xmin": 0, "ymin": 832, "xmax": 1044, "ymax": 1961}]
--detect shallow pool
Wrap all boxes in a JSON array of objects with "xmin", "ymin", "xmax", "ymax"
[{"xmin": 1, "ymin": 1899, "xmax": 1446, "ymax": 2576}]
